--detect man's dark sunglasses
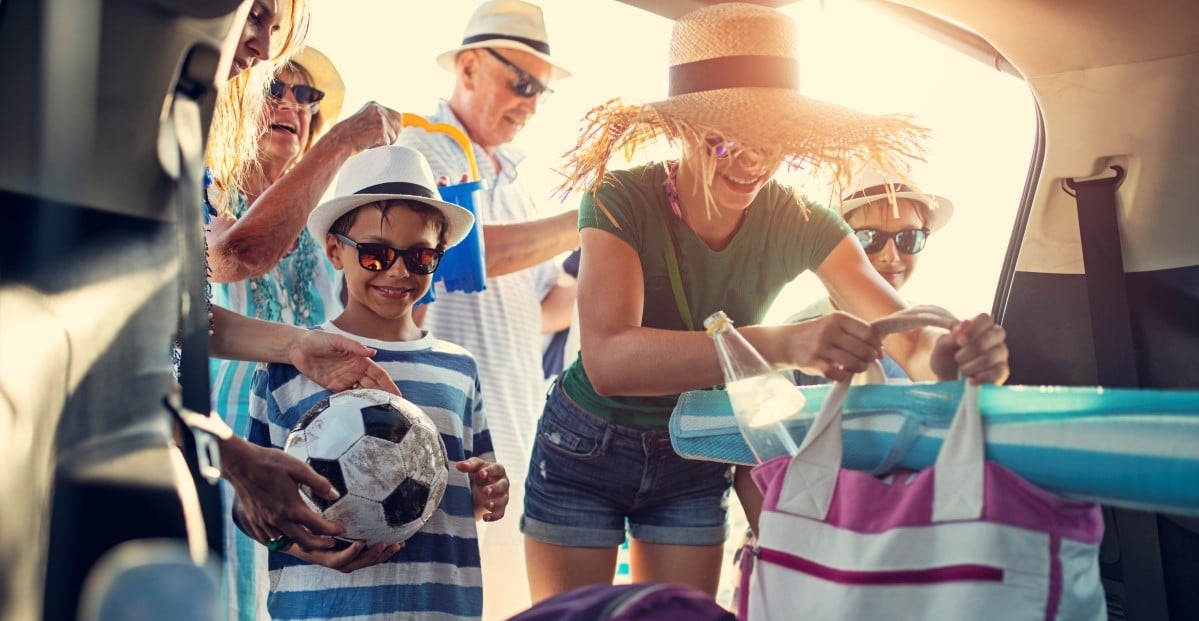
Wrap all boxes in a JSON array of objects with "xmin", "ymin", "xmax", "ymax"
[
  {"xmin": 334, "ymin": 233, "xmax": 443, "ymax": 275},
  {"xmin": 269, "ymin": 79, "xmax": 325, "ymax": 112},
  {"xmin": 484, "ymin": 48, "xmax": 553, "ymax": 101},
  {"xmin": 853, "ymin": 228, "xmax": 930, "ymax": 255}
]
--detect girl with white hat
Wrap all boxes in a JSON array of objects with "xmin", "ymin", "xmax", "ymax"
[{"xmin": 520, "ymin": 3, "xmax": 1010, "ymax": 602}]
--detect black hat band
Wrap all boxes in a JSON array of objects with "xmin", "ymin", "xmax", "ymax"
[
  {"xmin": 669, "ymin": 55, "xmax": 799, "ymax": 96},
  {"xmin": 356, "ymin": 182, "xmax": 436, "ymax": 200},
  {"xmin": 462, "ymin": 33, "xmax": 550, "ymax": 55}
]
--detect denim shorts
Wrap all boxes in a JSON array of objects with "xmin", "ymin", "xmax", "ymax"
[{"xmin": 520, "ymin": 382, "xmax": 733, "ymax": 548}]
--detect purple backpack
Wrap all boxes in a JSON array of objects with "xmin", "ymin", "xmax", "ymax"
[{"xmin": 506, "ymin": 583, "xmax": 734, "ymax": 621}]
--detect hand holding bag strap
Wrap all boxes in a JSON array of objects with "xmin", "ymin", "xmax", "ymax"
[{"xmin": 778, "ymin": 306, "xmax": 984, "ymax": 522}]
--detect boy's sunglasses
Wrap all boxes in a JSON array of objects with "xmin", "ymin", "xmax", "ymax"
[
  {"xmin": 334, "ymin": 233, "xmax": 443, "ymax": 275},
  {"xmin": 269, "ymin": 79, "xmax": 325, "ymax": 112},
  {"xmin": 854, "ymin": 228, "xmax": 930, "ymax": 255},
  {"xmin": 484, "ymin": 48, "xmax": 553, "ymax": 101}
]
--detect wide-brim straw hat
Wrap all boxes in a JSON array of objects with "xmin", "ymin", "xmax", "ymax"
[
  {"xmin": 291, "ymin": 46, "xmax": 345, "ymax": 142},
  {"xmin": 308, "ymin": 146, "xmax": 476, "ymax": 248},
  {"xmin": 557, "ymin": 3, "xmax": 927, "ymax": 199},
  {"xmin": 436, "ymin": 0, "xmax": 571, "ymax": 80},
  {"xmin": 837, "ymin": 166, "xmax": 954, "ymax": 232}
]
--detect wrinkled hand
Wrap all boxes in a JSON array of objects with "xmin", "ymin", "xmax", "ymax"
[
  {"xmin": 287, "ymin": 330, "xmax": 400, "ymax": 395},
  {"xmin": 223, "ymin": 436, "xmax": 344, "ymax": 550},
  {"xmin": 327, "ymin": 101, "xmax": 405, "ymax": 153},
  {"xmin": 457, "ymin": 458, "xmax": 509, "ymax": 522},
  {"xmin": 284, "ymin": 539, "xmax": 404, "ymax": 573},
  {"xmin": 788, "ymin": 311, "xmax": 883, "ymax": 382},
  {"xmin": 930, "ymin": 313, "xmax": 1009, "ymax": 385}
]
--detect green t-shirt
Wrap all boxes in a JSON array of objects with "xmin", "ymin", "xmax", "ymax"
[{"xmin": 560, "ymin": 163, "xmax": 852, "ymax": 429}]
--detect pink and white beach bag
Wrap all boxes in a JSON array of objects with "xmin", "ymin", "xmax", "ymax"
[{"xmin": 740, "ymin": 307, "xmax": 1107, "ymax": 620}]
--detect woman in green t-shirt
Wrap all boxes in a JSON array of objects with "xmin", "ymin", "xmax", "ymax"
[{"xmin": 519, "ymin": 3, "xmax": 1011, "ymax": 605}]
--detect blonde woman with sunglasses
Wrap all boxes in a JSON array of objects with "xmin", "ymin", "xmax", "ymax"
[{"xmin": 520, "ymin": 3, "xmax": 1010, "ymax": 603}]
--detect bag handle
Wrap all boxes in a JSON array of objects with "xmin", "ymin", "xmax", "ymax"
[{"xmin": 777, "ymin": 306, "xmax": 985, "ymax": 522}]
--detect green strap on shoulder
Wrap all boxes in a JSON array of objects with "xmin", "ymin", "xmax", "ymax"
[{"xmin": 652, "ymin": 202, "xmax": 694, "ymax": 331}]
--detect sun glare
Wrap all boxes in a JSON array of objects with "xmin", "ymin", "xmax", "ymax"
[{"xmin": 305, "ymin": 0, "xmax": 1035, "ymax": 322}]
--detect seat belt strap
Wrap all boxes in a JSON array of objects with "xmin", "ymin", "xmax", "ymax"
[
  {"xmin": 170, "ymin": 79, "xmax": 224, "ymax": 558},
  {"xmin": 1066, "ymin": 164, "xmax": 1168, "ymax": 620},
  {"xmin": 1064, "ymin": 165, "xmax": 1138, "ymax": 387}
]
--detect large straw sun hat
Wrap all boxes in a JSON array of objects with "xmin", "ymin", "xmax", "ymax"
[{"xmin": 557, "ymin": 3, "xmax": 928, "ymax": 200}]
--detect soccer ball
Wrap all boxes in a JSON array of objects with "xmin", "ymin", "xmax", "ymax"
[{"xmin": 283, "ymin": 388, "xmax": 449, "ymax": 546}]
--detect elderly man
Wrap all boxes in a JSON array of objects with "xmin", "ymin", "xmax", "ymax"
[{"xmin": 395, "ymin": 0, "xmax": 577, "ymax": 616}]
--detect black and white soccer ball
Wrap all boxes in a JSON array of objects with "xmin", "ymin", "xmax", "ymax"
[{"xmin": 283, "ymin": 388, "xmax": 449, "ymax": 546}]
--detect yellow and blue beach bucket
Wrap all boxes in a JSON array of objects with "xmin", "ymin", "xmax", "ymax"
[{"xmin": 402, "ymin": 113, "xmax": 487, "ymax": 304}]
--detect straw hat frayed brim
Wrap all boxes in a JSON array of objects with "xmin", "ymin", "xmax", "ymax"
[
  {"xmin": 308, "ymin": 194, "xmax": 475, "ymax": 249},
  {"xmin": 556, "ymin": 96, "xmax": 929, "ymax": 200}
]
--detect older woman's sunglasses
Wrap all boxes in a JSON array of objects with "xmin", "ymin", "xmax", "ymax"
[
  {"xmin": 269, "ymin": 79, "xmax": 325, "ymax": 112},
  {"xmin": 854, "ymin": 228, "xmax": 930, "ymax": 255},
  {"xmin": 484, "ymin": 48, "xmax": 553, "ymax": 101},
  {"xmin": 334, "ymin": 233, "xmax": 443, "ymax": 275}
]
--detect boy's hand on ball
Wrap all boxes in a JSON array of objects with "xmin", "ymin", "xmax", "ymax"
[
  {"xmin": 457, "ymin": 458, "xmax": 509, "ymax": 522},
  {"xmin": 287, "ymin": 540, "xmax": 404, "ymax": 573}
]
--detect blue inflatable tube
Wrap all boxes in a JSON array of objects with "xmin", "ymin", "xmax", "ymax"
[{"xmin": 669, "ymin": 381, "xmax": 1199, "ymax": 516}]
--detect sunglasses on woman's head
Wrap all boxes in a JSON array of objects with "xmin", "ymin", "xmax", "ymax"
[
  {"xmin": 269, "ymin": 79, "xmax": 325, "ymax": 112},
  {"xmin": 854, "ymin": 228, "xmax": 930, "ymax": 255},
  {"xmin": 334, "ymin": 233, "xmax": 443, "ymax": 275},
  {"xmin": 484, "ymin": 48, "xmax": 553, "ymax": 101}
]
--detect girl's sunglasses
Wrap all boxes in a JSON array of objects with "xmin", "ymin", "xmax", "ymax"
[
  {"xmin": 269, "ymin": 79, "xmax": 325, "ymax": 113},
  {"xmin": 484, "ymin": 48, "xmax": 553, "ymax": 101},
  {"xmin": 854, "ymin": 228, "xmax": 930, "ymax": 255},
  {"xmin": 334, "ymin": 233, "xmax": 443, "ymax": 275}
]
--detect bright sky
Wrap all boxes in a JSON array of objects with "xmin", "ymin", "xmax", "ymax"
[{"xmin": 306, "ymin": 0, "xmax": 1035, "ymax": 323}]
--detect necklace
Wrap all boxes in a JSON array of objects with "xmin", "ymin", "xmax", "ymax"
[
  {"xmin": 664, "ymin": 160, "xmax": 683, "ymax": 219},
  {"xmin": 229, "ymin": 191, "xmax": 326, "ymax": 327}
]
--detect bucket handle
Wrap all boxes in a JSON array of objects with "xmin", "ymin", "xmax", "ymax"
[{"xmin": 400, "ymin": 113, "xmax": 480, "ymax": 182}]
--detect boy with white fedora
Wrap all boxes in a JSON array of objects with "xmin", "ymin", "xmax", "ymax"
[
  {"xmin": 396, "ymin": 2, "xmax": 579, "ymax": 615},
  {"xmin": 244, "ymin": 145, "xmax": 510, "ymax": 621}
]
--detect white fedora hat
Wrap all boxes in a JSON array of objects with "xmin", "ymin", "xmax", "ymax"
[
  {"xmin": 308, "ymin": 146, "xmax": 476, "ymax": 248},
  {"xmin": 836, "ymin": 166, "xmax": 954, "ymax": 233},
  {"xmin": 436, "ymin": 0, "xmax": 571, "ymax": 80}
]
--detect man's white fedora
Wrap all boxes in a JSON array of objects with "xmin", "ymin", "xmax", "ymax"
[{"xmin": 436, "ymin": 0, "xmax": 571, "ymax": 80}]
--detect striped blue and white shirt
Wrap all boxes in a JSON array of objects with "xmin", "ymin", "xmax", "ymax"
[{"xmin": 247, "ymin": 322, "xmax": 494, "ymax": 621}]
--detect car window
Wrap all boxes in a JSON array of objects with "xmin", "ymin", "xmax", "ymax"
[{"xmin": 305, "ymin": 0, "xmax": 1035, "ymax": 321}]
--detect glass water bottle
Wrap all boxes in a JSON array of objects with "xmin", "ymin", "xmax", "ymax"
[{"xmin": 705, "ymin": 310, "xmax": 803, "ymax": 463}]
